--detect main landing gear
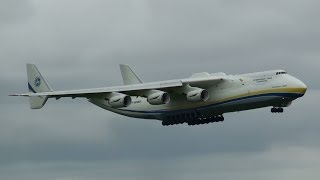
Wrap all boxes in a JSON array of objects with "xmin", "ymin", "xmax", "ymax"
[
  {"xmin": 188, "ymin": 115, "xmax": 224, "ymax": 126},
  {"xmin": 162, "ymin": 115, "xmax": 224, "ymax": 126},
  {"xmin": 271, "ymin": 107, "xmax": 284, "ymax": 113}
]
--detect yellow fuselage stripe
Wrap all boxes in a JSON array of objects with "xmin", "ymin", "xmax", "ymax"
[{"xmin": 164, "ymin": 87, "xmax": 306, "ymax": 111}]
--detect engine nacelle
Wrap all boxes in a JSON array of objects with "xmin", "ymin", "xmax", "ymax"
[
  {"xmin": 147, "ymin": 92, "xmax": 170, "ymax": 105},
  {"xmin": 186, "ymin": 89, "xmax": 209, "ymax": 102},
  {"xmin": 109, "ymin": 94, "xmax": 132, "ymax": 108}
]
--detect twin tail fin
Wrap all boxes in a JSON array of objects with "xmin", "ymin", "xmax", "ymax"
[{"xmin": 26, "ymin": 64, "xmax": 52, "ymax": 109}]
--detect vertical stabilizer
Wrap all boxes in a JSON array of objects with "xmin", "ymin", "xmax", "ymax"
[
  {"xmin": 119, "ymin": 64, "xmax": 143, "ymax": 85},
  {"xmin": 27, "ymin": 64, "xmax": 52, "ymax": 109}
]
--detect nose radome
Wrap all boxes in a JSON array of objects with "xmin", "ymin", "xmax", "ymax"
[
  {"xmin": 288, "ymin": 75, "xmax": 307, "ymax": 95},
  {"xmin": 296, "ymin": 79, "xmax": 307, "ymax": 94}
]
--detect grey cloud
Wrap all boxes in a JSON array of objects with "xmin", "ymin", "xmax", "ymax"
[
  {"xmin": 0, "ymin": 0, "xmax": 34, "ymax": 25},
  {"xmin": 1, "ymin": 91, "xmax": 318, "ymax": 165},
  {"xmin": 0, "ymin": 145, "xmax": 320, "ymax": 180},
  {"xmin": 1, "ymin": 0, "xmax": 320, "ymax": 179}
]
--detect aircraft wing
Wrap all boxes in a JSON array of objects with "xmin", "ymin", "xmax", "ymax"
[
  {"xmin": 12, "ymin": 80, "xmax": 184, "ymax": 98},
  {"xmin": 11, "ymin": 64, "xmax": 225, "ymax": 109},
  {"xmin": 182, "ymin": 76, "xmax": 225, "ymax": 88},
  {"xmin": 13, "ymin": 76, "xmax": 225, "ymax": 98}
]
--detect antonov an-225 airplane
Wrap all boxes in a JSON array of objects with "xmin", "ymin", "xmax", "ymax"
[{"xmin": 11, "ymin": 64, "xmax": 307, "ymax": 126}]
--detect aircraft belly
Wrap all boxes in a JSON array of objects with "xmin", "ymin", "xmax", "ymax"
[
  {"xmin": 198, "ymin": 95, "xmax": 286, "ymax": 115},
  {"xmin": 89, "ymin": 91, "xmax": 301, "ymax": 120}
]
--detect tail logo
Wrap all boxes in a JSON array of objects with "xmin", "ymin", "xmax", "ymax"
[{"xmin": 34, "ymin": 77, "xmax": 41, "ymax": 87}]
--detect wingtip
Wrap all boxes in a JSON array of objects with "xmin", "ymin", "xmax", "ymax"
[
  {"xmin": 8, "ymin": 93, "xmax": 30, "ymax": 97},
  {"xmin": 8, "ymin": 94, "xmax": 19, "ymax": 96}
]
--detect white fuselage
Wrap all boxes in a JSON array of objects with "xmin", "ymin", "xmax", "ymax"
[{"xmin": 89, "ymin": 70, "xmax": 307, "ymax": 121}]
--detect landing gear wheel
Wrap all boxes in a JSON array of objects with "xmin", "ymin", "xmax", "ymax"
[
  {"xmin": 271, "ymin": 107, "xmax": 284, "ymax": 113},
  {"xmin": 218, "ymin": 115, "xmax": 224, "ymax": 122},
  {"xmin": 162, "ymin": 121, "xmax": 169, "ymax": 126}
]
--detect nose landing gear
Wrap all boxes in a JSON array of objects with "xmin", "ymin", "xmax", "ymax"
[{"xmin": 271, "ymin": 107, "xmax": 284, "ymax": 113}]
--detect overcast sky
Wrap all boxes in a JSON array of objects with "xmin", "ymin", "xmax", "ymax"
[{"xmin": 1, "ymin": 0, "xmax": 320, "ymax": 179}]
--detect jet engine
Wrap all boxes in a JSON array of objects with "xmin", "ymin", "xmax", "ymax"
[
  {"xmin": 186, "ymin": 89, "xmax": 209, "ymax": 102},
  {"xmin": 147, "ymin": 91, "xmax": 170, "ymax": 105},
  {"xmin": 108, "ymin": 93, "xmax": 132, "ymax": 108}
]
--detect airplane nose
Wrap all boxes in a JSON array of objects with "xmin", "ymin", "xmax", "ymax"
[
  {"xmin": 289, "ymin": 75, "xmax": 307, "ymax": 96},
  {"xmin": 296, "ymin": 79, "xmax": 307, "ymax": 95}
]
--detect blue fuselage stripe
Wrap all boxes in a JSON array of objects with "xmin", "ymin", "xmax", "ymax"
[{"xmin": 118, "ymin": 92, "xmax": 303, "ymax": 114}]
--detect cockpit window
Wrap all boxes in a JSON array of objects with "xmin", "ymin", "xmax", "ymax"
[{"xmin": 276, "ymin": 71, "xmax": 287, "ymax": 75}]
